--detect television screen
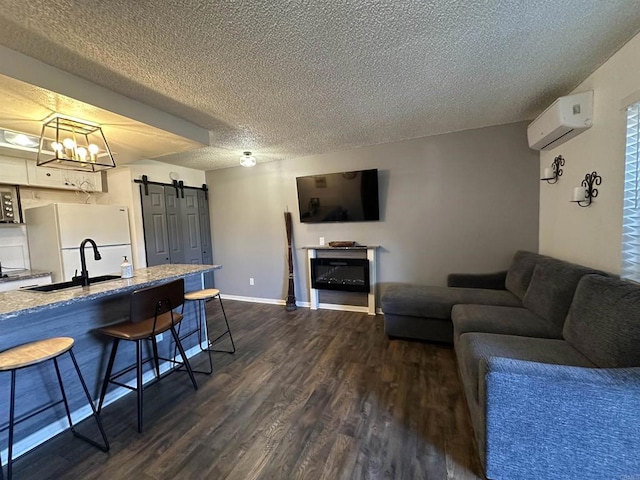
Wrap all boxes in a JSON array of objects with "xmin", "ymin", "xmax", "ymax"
[{"xmin": 296, "ymin": 169, "xmax": 380, "ymax": 223}]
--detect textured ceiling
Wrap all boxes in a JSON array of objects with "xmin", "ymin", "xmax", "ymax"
[{"xmin": 0, "ymin": 0, "xmax": 639, "ymax": 170}]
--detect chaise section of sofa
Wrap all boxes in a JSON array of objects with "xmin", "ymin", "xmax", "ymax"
[
  {"xmin": 381, "ymin": 250, "xmax": 541, "ymax": 343},
  {"xmin": 381, "ymin": 283, "xmax": 522, "ymax": 343},
  {"xmin": 457, "ymin": 274, "xmax": 640, "ymax": 479}
]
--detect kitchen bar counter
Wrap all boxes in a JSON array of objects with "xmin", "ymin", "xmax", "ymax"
[
  {"xmin": 0, "ymin": 264, "xmax": 221, "ymax": 460},
  {"xmin": 0, "ymin": 264, "xmax": 221, "ymax": 320}
]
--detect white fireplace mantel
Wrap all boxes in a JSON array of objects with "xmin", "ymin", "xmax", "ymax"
[{"xmin": 302, "ymin": 245, "xmax": 379, "ymax": 315}]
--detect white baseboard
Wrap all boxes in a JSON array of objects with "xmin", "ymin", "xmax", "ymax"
[
  {"xmin": 220, "ymin": 294, "xmax": 313, "ymax": 309},
  {"xmin": 2, "ymin": 341, "xmax": 207, "ymax": 462},
  {"xmin": 318, "ymin": 302, "xmax": 369, "ymax": 313},
  {"xmin": 220, "ymin": 294, "xmax": 382, "ymax": 315},
  {"xmin": 220, "ymin": 294, "xmax": 286, "ymax": 305}
]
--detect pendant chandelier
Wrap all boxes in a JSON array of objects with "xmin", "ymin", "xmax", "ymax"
[{"xmin": 37, "ymin": 114, "xmax": 116, "ymax": 172}]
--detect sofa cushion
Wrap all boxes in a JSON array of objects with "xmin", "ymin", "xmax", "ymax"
[
  {"xmin": 522, "ymin": 257, "xmax": 604, "ymax": 333},
  {"xmin": 381, "ymin": 284, "xmax": 521, "ymax": 319},
  {"xmin": 563, "ymin": 274, "xmax": 640, "ymax": 368},
  {"xmin": 456, "ymin": 332, "xmax": 594, "ymax": 403},
  {"xmin": 505, "ymin": 251, "xmax": 541, "ymax": 300},
  {"xmin": 451, "ymin": 304, "xmax": 563, "ymax": 342}
]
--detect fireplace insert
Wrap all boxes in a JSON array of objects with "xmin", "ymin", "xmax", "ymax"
[{"xmin": 310, "ymin": 258, "xmax": 369, "ymax": 293}]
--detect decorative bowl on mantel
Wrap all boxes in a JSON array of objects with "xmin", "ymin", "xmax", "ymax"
[{"xmin": 328, "ymin": 241, "xmax": 357, "ymax": 247}]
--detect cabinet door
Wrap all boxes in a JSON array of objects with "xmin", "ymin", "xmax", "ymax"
[
  {"xmin": 27, "ymin": 161, "xmax": 65, "ymax": 187},
  {"xmin": 140, "ymin": 184, "xmax": 171, "ymax": 266},
  {"xmin": 74, "ymin": 171, "xmax": 104, "ymax": 192},
  {"xmin": 0, "ymin": 156, "xmax": 28, "ymax": 185}
]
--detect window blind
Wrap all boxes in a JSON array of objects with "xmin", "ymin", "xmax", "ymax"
[{"xmin": 622, "ymin": 102, "xmax": 640, "ymax": 281}]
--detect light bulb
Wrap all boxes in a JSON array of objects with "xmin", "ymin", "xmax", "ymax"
[
  {"xmin": 51, "ymin": 142, "xmax": 63, "ymax": 151},
  {"xmin": 88, "ymin": 143, "xmax": 99, "ymax": 162},
  {"xmin": 62, "ymin": 138, "xmax": 76, "ymax": 159},
  {"xmin": 240, "ymin": 151, "xmax": 256, "ymax": 167},
  {"xmin": 77, "ymin": 146, "xmax": 88, "ymax": 161}
]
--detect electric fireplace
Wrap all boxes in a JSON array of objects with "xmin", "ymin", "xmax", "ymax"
[{"xmin": 310, "ymin": 258, "xmax": 370, "ymax": 293}]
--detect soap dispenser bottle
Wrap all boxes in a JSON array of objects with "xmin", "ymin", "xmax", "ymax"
[{"xmin": 120, "ymin": 256, "xmax": 133, "ymax": 279}]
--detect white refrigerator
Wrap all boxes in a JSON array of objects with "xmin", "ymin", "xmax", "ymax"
[{"xmin": 26, "ymin": 203, "xmax": 133, "ymax": 283}]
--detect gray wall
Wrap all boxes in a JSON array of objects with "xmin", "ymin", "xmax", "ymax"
[{"xmin": 206, "ymin": 121, "xmax": 539, "ymax": 304}]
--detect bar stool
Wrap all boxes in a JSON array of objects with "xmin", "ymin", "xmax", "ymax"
[
  {"xmin": 96, "ymin": 278, "xmax": 198, "ymax": 433},
  {"xmin": 177, "ymin": 288, "xmax": 236, "ymax": 374},
  {"xmin": 0, "ymin": 337, "xmax": 109, "ymax": 480}
]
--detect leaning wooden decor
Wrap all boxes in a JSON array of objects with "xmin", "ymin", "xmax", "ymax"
[{"xmin": 284, "ymin": 211, "xmax": 297, "ymax": 311}]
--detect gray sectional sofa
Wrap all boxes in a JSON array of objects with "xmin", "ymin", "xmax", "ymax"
[{"xmin": 381, "ymin": 251, "xmax": 640, "ymax": 479}]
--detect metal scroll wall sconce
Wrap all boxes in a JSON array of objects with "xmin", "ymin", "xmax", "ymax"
[
  {"xmin": 541, "ymin": 155, "xmax": 565, "ymax": 184},
  {"xmin": 571, "ymin": 171, "xmax": 602, "ymax": 207}
]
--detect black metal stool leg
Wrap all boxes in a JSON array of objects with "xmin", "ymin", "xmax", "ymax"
[
  {"xmin": 67, "ymin": 350, "xmax": 110, "ymax": 452},
  {"xmin": 169, "ymin": 326, "xmax": 198, "ymax": 391},
  {"xmin": 136, "ymin": 340, "xmax": 144, "ymax": 433},
  {"xmin": 98, "ymin": 339, "xmax": 120, "ymax": 414},
  {"xmin": 6, "ymin": 370, "xmax": 16, "ymax": 480},
  {"xmin": 207, "ymin": 295, "xmax": 236, "ymax": 354},
  {"xmin": 197, "ymin": 299, "xmax": 214, "ymax": 374},
  {"xmin": 150, "ymin": 337, "xmax": 161, "ymax": 379},
  {"xmin": 52, "ymin": 355, "xmax": 109, "ymax": 452},
  {"xmin": 175, "ymin": 299, "xmax": 213, "ymax": 375}
]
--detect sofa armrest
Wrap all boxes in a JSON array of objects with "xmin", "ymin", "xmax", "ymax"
[
  {"xmin": 446, "ymin": 270, "xmax": 507, "ymax": 289},
  {"xmin": 484, "ymin": 357, "xmax": 640, "ymax": 479}
]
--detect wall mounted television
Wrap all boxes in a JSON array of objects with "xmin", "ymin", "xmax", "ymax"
[{"xmin": 296, "ymin": 169, "xmax": 380, "ymax": 223}]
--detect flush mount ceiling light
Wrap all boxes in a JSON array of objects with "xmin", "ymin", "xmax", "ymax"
[
  {"xmin": 37, "ymin": 114, "xmax": 116, "ymax": 172},
  {"xmin": 240, "ymin": 151, "xmax": 256, "ymax": 167},
  {"xmin": 3, "ymin": 130, "xmax": 40, "ymax": 148}
]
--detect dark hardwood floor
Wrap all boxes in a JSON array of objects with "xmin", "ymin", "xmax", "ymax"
[{"xmin": 10, "ymin": 301, "xmax": 484, "ymax": 480}]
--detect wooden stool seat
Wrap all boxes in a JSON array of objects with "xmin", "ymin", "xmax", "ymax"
[
  {"xmin": 0, "ymin": 337, "xmax": 74, "ymax": 371},
  {"xmin": 98, "ymin": 312, "xmax": 184, "ymax": 341},
  {"xmin": 0, "ymin": 337, "xmax": 109, "ymax": 479},
  {"xmin": 184, "ymin": 288, "xmax": 220, "ymax": 301}
]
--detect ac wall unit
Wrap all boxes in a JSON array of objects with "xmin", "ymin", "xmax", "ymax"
[{"xmin": 527, "ymin": 91, "xmax": 593, "ymax": 151}]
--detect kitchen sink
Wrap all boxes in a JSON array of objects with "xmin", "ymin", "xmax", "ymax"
[{"xmin": 25, "ymin": 274, "xmax": 122, "ymax": 292}]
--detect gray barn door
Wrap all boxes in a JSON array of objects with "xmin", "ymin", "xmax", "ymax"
[
  {"xmin": 165, "ymin": 186, "xmax": 185, "ymax": 263},
  {"xmin": 180, "ymin": 188, "xmax": 203, "ymax": 265},
  {"xmin": 140, "ymin": 184, "xmax": 171, "ymax": 266},
  {"xmin": 141, "ymin": 184, "xmax": 213, "ymax": 279}
]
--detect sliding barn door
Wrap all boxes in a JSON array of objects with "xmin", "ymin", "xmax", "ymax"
[
  {"xmin": 180, "ymin": 188, "xmax": 203, "ymax": 265},
  {"xmin": 141, "ymin": 184, "xmax": 213, "ymax": 282},
  {"xmin": 140, "ymin": 184, "xmax": 171, "ymax": 266}
]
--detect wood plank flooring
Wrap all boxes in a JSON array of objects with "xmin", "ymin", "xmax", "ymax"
[{"xmin": 8, "ymin": 301, "xmax": 484, "ymax": 480}]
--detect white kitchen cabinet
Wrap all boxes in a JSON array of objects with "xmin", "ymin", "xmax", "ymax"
[
  {"xmin": 26, "ymin": 161, "xmax": 104, "ymax": 192},
  {"xmin": 0, "ymin": 156, "xmax": 28, "ymax": 185}
]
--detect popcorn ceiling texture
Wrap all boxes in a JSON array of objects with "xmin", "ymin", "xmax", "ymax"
[{"xmin": 0, "ymin": 0, "xmax": 638, "ymax": 169}]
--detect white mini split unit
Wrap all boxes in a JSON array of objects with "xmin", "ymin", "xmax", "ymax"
[{"xmin": 527, "ymin": 91, "xmax": 594, "ymax": 150}]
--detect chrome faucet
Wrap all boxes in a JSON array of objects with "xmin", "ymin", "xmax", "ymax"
[{"xmin": 73, "ymin": 238, "xmax": 102, "ymax": 286}]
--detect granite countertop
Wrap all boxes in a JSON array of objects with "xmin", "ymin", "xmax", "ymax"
[
  {"xmin": 0, "ymin": 269, "xmax": 52, "ymax": 283},
  {"xmin": 0, "ymin": 264, "xmax": 221, "ymax": 321}
]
